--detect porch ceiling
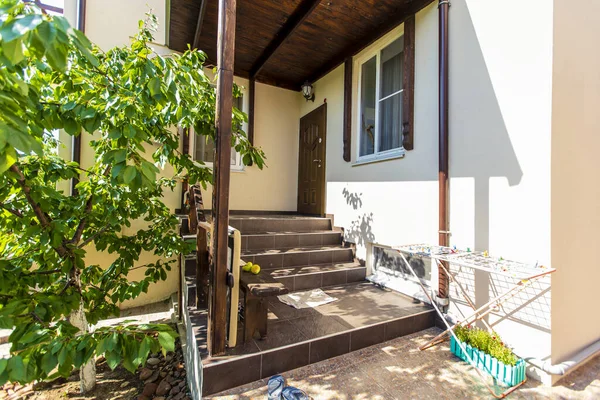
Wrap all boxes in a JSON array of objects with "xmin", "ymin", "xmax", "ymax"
[{"xmin": 168, "ymin": 0, "xmax": 434, "ymax": 91}]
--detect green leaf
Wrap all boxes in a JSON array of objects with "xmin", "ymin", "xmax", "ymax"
[
  {"xmin": 45, "ymin": 44, "xmax": 68, "ymax": 72},
  {"xmin": 7, "ymin": 356, "xmax": 25, "ymax": 382},
  {"xmin": 106, "ymin": 332, "xmax": 119, "ymax": 352},
  {"xmin": 157, "ymin": 331, "xmax": 175, "ymax": 354},
  {"xmin": 0, "ymin": 146, "xmax": 17, "ymax": 174},
  {"xmin": 41, "ymin": 351, "xmax": 58, "ymax": 375},
  {"xmin": 148, "ymin": 77, "xmax": 161, "ymax": 97},
  {"xmin": 3, "ymin": 124, "xmax": 43, "ymax": 155},
  {"xmin": 63, "ymin": 118, "xmax": 80, "ymax": 135},
  {"xmin": 0, "ymin": 14, "xmax": 43, "ymax": 43},
  {"xmin": 2, "ymin": 38, "xmax": 24, "ymax": 64},
  {"xmin": 0, "ymin": 359, "xmax": 7, "ymax": 376},
  {"xmin": 122, "ymin": 166, "xmax": 137, "ymax": 184},
  {"xmin": 106, "ymin": 350, "xmax": 121, "ymax": 370}
]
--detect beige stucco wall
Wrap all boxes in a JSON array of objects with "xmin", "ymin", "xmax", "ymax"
[
  {"xmin": 301, "ymin": 0, "xmax": 555, "ymax": 383},
  {"xmin": 550, "ymin": 0, "xmax": 600, "ymax": 373},
  {"xmin": 85, "ymin": 0, "xmax": 169, "ymax": 48},
  {"xmin": 61, "ymin": 0, "xmax": 179, "ymax": 309},
  {"xmin": 198, "ymin": 77, "xmax": 301, "ymax": 212}
]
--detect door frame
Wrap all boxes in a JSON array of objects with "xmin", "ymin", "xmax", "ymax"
[{"xmin": 297, "ymin": 103, "xmax": 327, "ymax": 216}]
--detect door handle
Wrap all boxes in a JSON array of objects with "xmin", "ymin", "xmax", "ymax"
[{"xmin": 313, "ymin": 159, "xmax": 321, "ymax": 163}]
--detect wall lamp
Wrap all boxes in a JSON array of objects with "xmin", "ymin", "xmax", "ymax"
[{"xmin": 301, "ymin": 81, "xmax": 315, "ymax": 102}]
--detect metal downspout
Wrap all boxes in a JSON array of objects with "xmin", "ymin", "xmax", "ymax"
[{"xmin": 438, "ymin": 0, "xmax": 450, "ymax": 301}]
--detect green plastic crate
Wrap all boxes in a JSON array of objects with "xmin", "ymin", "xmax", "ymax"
[{"xmin": 450, "ymin": 336, "xmax": 527, "ymax": 387}]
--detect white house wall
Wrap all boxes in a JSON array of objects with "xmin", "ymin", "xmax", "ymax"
[{"xmin": 300, "ymin": 0, "xmax": 554, "ymax": 383}]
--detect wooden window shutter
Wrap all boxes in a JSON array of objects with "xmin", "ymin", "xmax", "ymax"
[
  {"xmin": 343, "ymin": 57, "xmax": 352, "ymax": 162},
  {"xmin": 402, "ymin": 15, "xmax": 415, "ymax": 150}
]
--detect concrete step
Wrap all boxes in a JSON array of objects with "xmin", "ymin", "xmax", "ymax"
[
  {"xmin": 241, "ymin": 245, "xmax": 354, "ymax": 268},
  {"xmin": 242, "ymin": 231, "xmax": 342, "ymax": 251},
  {"xmin": 267, "ymin": 262, "xmax": 366, "ymax": 292},
  {"xmin": 229, "ymin": 216, "xmax": 332, "ymax": 234}
]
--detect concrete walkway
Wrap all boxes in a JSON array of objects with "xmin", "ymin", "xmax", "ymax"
[{"xmin": 208, "ymin": 327, "xmax": 600, "ymax": 399}]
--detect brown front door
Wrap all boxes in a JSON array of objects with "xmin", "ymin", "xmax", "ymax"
[{"xmin": 297, "ymin": 104, "xmax": 327, "ymax": 215}]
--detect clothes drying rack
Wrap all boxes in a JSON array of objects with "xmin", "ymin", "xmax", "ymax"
[{"xmin": 392, "ymin": 244, "xmax": 556, "ymax": 398}]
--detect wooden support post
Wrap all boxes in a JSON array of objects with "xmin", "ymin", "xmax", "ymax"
[
  {"xmin": 342, "ymin": 57, "xmax": 352, "ymax": 162},
  {"xmin": 209, "ymin": 0, "xmax": 236, "ymax": 356}
]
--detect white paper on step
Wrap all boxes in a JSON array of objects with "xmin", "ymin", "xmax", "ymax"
[{"xmin": 277, "ymin": 288, "xmax": 338, "ymax": 309}]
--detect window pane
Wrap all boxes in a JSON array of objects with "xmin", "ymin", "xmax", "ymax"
[
  {"xmin": 380, "ymin": 37, "xmax": 404, "ymax": 98},
  {"xmin": 379, "ymin": 93, "xmax": 403, "ymax": 152},
  {"xmin": 379, "ymin": 36, "xmax": 404, "ymax": 152},
  {"xmin": 359, "ymin": 57, "xmax": 377, "ymax": 157},
  {"xmin": 195, "ymin": 136, "xmax": 215, "ymax": 163}
]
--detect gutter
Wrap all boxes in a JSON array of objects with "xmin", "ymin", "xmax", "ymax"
[
  {"xmin": 71, "ymin": 0, "xmax": 86, "ymax": 195},
  {"xmin": 437, "ymin": 0, "xmax": 450, "ymax": 300},
  {"xmin": 527, "ymin": 340, "xmax": 600, "ymax": 376}
]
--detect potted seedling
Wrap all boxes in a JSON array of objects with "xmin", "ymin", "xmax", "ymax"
[{"xmin": 450, "ymin": 325, "xmax": 527, "ymax": 387}]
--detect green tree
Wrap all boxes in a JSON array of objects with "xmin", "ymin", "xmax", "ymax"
[{"xmin": 0, "ymin": 0, "xmax": 265, "ymax": 392}]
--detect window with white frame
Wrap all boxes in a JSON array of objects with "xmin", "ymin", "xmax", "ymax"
[
  {"xmin": 194, "ymin": 95, "xmax": 245, "ymax": 171},
  {"xmin": 357, "ymin": 35, "xmax": 405, "ymax": 162}
]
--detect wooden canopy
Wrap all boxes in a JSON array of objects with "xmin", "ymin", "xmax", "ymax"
[{"xmin": 169, "ymin": 0, "xmax": 434, "ymax": 91}]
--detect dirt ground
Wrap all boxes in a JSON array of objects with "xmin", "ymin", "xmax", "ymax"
[{"xmin": 27, "ymin": 359, "xmax": 142, "ymax": 400}]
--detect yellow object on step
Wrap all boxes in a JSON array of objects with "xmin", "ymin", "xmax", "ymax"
[
  {"xmin": 251, "ymin": 264, "xmax": 261, "ymax": 275},
  {"xmin": 242, "ymin": 262, "xmax": 253, "ymax": 272}
]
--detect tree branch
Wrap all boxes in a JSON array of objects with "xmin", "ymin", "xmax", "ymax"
[
  {"xmin": 70, "ymin": 195, "xmax": 94, "ymax": 245},
  {"xmin": 22, "ymin": 268, "xmax": 61, "ymax": 276},
  {"xmin": 10, "ymin": 164, "xmax": 69, "ymax": 258},
  {"xmin": 70, "ymin": 166, "xmax": 110, "ymax": 246},
  {"xmin": 0, "ymin": 202, "xmax": 23, "ymax": 218},
  {"xmin": 78, "ymin": 226, "xmax": 110, "ymax": 248},
  {"xmin": 10, "ymin": 164, "xmax": 51, "ymax": 228}
]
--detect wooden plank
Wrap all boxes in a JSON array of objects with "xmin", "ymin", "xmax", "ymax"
[
  {"xmin": 343, "ymin": 57, "xmax": 352, "ymax": 162},
  {"xmin": 209, "ymin": 0, "xmax": 237, "ymax": 357},
  {"xmin": 239, "ymin": 270, "xmax": 289, "ymax": 297},
  {"xmin": 249, "ymin": 0, "xmax": 323, "ymax": 77},
  {"xmin": 248, "ymin": 78, "xmax": 255, "ymax": 146},
  {"xmin": 402, "ymin": 15, "xmax": 415, "ymax": 150},
  {"xmin": 192, "ymin": 0, "xmax": 208, "ymax": 49}
]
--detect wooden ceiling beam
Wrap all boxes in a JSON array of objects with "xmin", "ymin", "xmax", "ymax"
[
  {"xmin": 306, "ymin": 0, "xmax": 434, "ymax": 86},
  {"xmin": 250, "ymin": 0, "xmax": 323, "ymax": 79},
  {"xmin": 192, "ymin": 0, "xmax": 208, "ymax": 49}
]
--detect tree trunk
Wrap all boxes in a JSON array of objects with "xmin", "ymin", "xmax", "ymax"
[
  {"xmin": 69, "ymin": 269, "xmax": 96, "ymax": 394},
  {"xmin": 70, "ymin": 302, "xmax": 96, "ymax": 393}
]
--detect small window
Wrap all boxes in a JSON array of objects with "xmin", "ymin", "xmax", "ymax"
[
  {"xmin": 357, "ymin": 36, "xmax": 405, "ymax": 162},
  {"xmin": 194, "ymin": 95, "xmax": 245, "ymax": 171}
]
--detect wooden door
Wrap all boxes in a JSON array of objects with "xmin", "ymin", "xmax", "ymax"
[{"xmin": 297, "ymin": 104, "xmax": 327, "ymax": 215}]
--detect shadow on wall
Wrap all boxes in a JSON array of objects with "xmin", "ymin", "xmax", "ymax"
[
  {"xmin": 342, "ymin": 187, "xmax": 363, "ymax": 210},
  {"xmin": 345, "ymin": 212, "xmax": 375, "ymax": 249}
]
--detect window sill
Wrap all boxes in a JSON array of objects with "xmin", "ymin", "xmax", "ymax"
[{"xmin": 352, "ymin": 150, "xmax": 405, "ymax": 167}]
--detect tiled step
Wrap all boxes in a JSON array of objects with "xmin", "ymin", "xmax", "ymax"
[
  {"xmin": 197, "ymin": 282, "xmax": 436, "ymax": 396},
  {"xmin": 267, "ymin": 262, "xmax": 367, "ymax": 292},
  {"xmin": 242, "ymin": 231, "xmax": 342, "ymax": 251},
  {"xmin": 241, "ymin": 246, "xmax": 354, "ymax": 268},
  {"xmin": 230, "ymin": 216, "xmax": 332, "ymax": 234}
]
